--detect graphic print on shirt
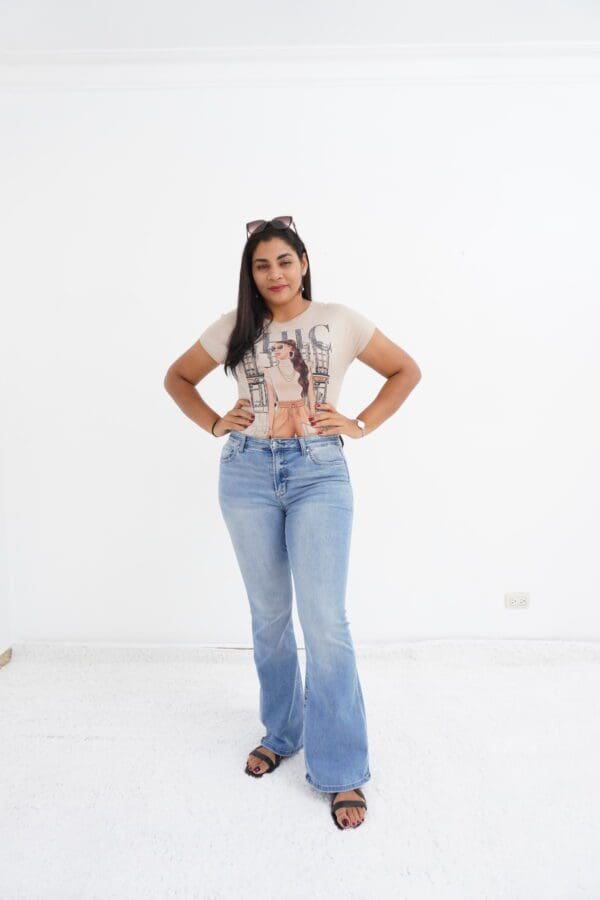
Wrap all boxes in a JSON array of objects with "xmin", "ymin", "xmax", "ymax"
[{"xmin": 241, "ymin": 320, "xmax": 331, "ymax": 438}]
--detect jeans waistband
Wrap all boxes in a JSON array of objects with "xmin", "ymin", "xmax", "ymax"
[{"xmin": 226, "ymin": 432, "xmax": 345, "ymax": 452}]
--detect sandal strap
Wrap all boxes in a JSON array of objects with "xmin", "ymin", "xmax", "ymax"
[
  {"xmin": 249, "ymin": 747, "xmax": 280, "ymax": 771},
  {"xmin": 331, "ymin": 788, "xmax": 367, "ymax": 812},
  {"xmin": 332, "ymin": 799, "xmax": 367, "ymax": 812}
]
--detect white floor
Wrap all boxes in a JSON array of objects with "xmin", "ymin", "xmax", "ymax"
[{"xmin": 2, "ymin": 640, "xmax": 599, "ymax": 899}]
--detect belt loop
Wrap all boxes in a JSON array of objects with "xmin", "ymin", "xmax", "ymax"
[
  {"xmin": 299, "ymin": 436, "xmax": 307, "ymax": 456},
  {"xmin": 239, "ymin": 434, "xmax": 247, "ymax": 452},
  {"xmin": 339, "ymin": 435, "xmax": 345, "ymax": 447}
]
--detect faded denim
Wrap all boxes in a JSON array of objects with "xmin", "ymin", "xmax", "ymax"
[{"xmin": 218, "ymin": 431, "xmax": 371, "ymax": 793}]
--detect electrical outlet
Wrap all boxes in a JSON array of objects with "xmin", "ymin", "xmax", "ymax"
[{"xmin": 504, "ymin": 592, "xmax": 530, "ymax": 609}]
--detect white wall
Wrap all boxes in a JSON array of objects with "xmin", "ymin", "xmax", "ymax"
[
  {"xmin": 2, "ymin": 17, "xmax": 600, "ymax": 646},
  {"xmin": 1, "ymin": 0, "xmax": 600, "ymax": 51}
]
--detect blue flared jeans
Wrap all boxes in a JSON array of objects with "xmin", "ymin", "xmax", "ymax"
[{"xmin": 217, "ymin": 431, "xmax": 371, "ymax": 793}]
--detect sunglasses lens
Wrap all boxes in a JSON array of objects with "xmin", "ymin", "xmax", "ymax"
[
  {"xmin": 246, "ymin": 220, "xmax": 266, "ymax": 236},
  {"xmin": 246, "ymin": 216, "xmax": 294, "ymax": 237}
]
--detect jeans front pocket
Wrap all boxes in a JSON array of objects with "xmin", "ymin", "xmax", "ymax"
[
  {"xmin": 220, "ymin": 439, "xmax": 239, "ymax": 464},
  {"xmin": 306, "ymin": 438, "xmax": 351, "ymax": 481},
  {"xmin": 306, "ymin": 441, "xmax": 344, "ymax": 465}
]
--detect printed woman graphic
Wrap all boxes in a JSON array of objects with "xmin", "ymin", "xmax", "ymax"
[{"xmin": 264, "ymin": 339, "xmax": 320, "ymax": 438}]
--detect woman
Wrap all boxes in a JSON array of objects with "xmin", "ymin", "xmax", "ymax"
[{"xmin": 164, "ymin": 215, "xmax": 422, "ymax": 830}]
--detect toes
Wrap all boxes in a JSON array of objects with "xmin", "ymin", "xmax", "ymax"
[
  {"xmin": 333, "ymin": 791, "xmax": 366, "ymax": 828},
  {"xmin": 248, "ymin": 755, "xmax": 266, "ymax": 774},
  {"xmin": 353, "ymin": 805, "xmax": 364, "ymax": 825},
  {"xmin": 334, "ymin": 799, "xmax": 352, "ymax": 828},
  {"xmin": 247, "ymin": 747, "xmax": 277, "ymax": 775},
  {"xmin": 334, "ymin": 805, "xmax": 345, "ymax": 827}
]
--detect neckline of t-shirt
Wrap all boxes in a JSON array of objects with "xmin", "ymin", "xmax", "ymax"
[{"xmin": 266, "ymin": 300, "xmax": 322, "ymax": 327}]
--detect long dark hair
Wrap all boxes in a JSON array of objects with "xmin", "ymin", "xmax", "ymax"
[{"xmin": 223, "ymin": 224, "xmax": 312, "ymax": 378}]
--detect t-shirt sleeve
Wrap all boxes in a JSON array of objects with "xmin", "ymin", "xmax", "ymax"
[
  {"xmin": 341, "ymin": 303, "xmax": 377, "ymax": 358},
  {"xmin": 198, "ymin": 312, "xmax": 234, "ymax": 365}
]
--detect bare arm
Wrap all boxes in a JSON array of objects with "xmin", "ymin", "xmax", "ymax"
[
  {"xmin": 312, "ymin": 327, "xmax": 421, "ymax": 439},
  {"xmin": 354, "ymin": 327, "xmax": 422, "ymax": 437},
  {"xmin": 163, "ymin": 339, "xmax": 253, "ymax": 436}
]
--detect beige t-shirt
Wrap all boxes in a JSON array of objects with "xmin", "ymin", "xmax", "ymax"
[{"xmin": 198, "ymin": 300, "xmax": 376, "ymax": 439}]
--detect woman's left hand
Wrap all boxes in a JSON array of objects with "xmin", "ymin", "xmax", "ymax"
[{"xmin": 309, "ymin": 403, "xmax": 362, "ymax": 438}]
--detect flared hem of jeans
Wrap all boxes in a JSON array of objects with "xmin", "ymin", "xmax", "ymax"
[
  {"xmin": 305, "ymin": 770, "xmax": 371, "ymax": 793},
  {"xmin": 260, "ymin": 739, "xmax": 303, "ymax": 758}
]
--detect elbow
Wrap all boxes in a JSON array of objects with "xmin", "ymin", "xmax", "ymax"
[
  {"xmin": 407, "ymin": 360, "xmax": 422, "ymax": 382},
  {"xmin": 400, "ymin": 365, "xmax": 421, "ymax": 384},
  {"xmin": 163, "ymin": 367, "xmax": 178, "ymax": 393}
]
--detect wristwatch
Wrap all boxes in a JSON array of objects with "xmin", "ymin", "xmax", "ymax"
[{"xmin": 354, "ymin": 417, "xmax": 367, "ymax": 438}]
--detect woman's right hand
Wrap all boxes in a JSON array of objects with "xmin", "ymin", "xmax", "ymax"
[{"xmin": 212, "ymin": 399, "xmax": 255, "ymax": 437}]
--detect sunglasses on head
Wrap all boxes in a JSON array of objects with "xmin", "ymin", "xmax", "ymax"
[{"xmin": 246, "ymin": 216, "xmax": 297, "ymax": 239}]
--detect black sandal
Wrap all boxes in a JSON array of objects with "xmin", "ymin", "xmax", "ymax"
[
  {"xmin": 330, "ymin": 788, "xmax": 367, "ymax": 829},
  {"xmin": 244, "ymin": 746, "xmax": 283, "ymax": 778}
]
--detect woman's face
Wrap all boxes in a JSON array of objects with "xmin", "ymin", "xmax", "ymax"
[
  {"xmin": 251, "ymin": 237, "xmax": 307, "ymax": 305},
  {"xmin": 271, "ymin": 341, "xmax": 294, "ymax": 361}
]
